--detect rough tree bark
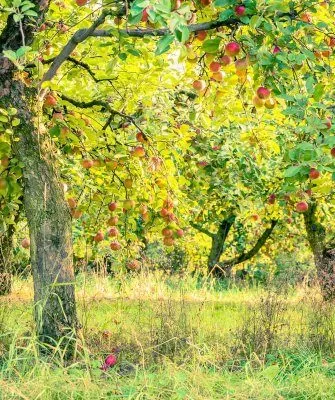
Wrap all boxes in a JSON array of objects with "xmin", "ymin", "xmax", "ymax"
[
  {"xmin": 0, "ymin": 2, "xmax": 77, "ymax": 355},
  {"xmin": 191, "ymin": 218, "xmax": 277, "ymax": 277},
  {"xmin": 0, "ymin": 223, "xmax": 15, "ymax": 295},
  {"xmin": 303, "ymin": 203, "xmax": 335, "ymax": 301}
]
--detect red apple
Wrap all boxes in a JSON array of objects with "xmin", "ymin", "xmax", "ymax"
[
  {"xmin": 301, "ymin": 12, "xmax": 312, "ymax": 23},
  {"xmin": 163, "ymin": 199, "xmax": 174, "ymax": 209},
  {"xmin": 197, "ymin": 160, "xmax": 209, "ymax": 168},
  {"xmin": 329, "ymin": 37, "xmax": 335, "ymax": 48},
  {"xmin": 44, "ymin": 93, "xmax": 57, "ymax": 107},
  {"xmin": 209, "ymin": 61, "xmax": 221, "ymax": 73},
  {"xmin": 108, "ymin": 202, "xmax": 118, "ymax": 212},
  {"xmin": 67, "ymin": 197, "xmax": 77, "ymax": 209},
  {"xmin": 193, "ymin": 80, "xmax": 206, "ymax": 91},
  {"xmin": 127, "ymin": 259, "xmax": 141, "ymax": 271},
  {"xmin": 273, "ymin": 46, "xmax": 281, "ymax": 54},
  {"xmin": 108, "ymin": 215, "xmax": 119, "ymax": 226},
  {"xmin": 162, "ymin": 227, "xmax": 173, "ymax": 237},
  {"xmin": 325, "ymin": 117, "xmax": 332, "ymax": 129},
  {"xmin": 176, "ymin": 229, "xmax": 184, "ymax": 237},
  {"xmin": 267, "ymin": 193, "xmax": 276, "ymax": 204},
  {"xmin": 160, "ymin": 208, "xmax": 169, "ymax": 217},
  {"xmin": 81, "ymin": 159, "xmax": 93, "ymax": 169},
  {"xmin": 136, "ymin": 132, "xmax": 147, "ymax": 143},
  {"xmin": 235, "ymin": 5, "xmax": 246, "ymax": 16},
  {"xmin": 141, "ymin": 7, "xmax": 149, "ymax": 22},
  {"xmin": 71, "ymin": 209, "xmax": 83, "ymax": 219},
  {"xmin": 211, "ymin": 71, "xmax": 224, "ymax": 82},
  {"xmin": 220, "ymin": 55, "xmax": 232, "ymax": 66},
  {"xmin": 94, "ymin": 231, "xmax": 104, "ymax": 242},
  {"xmin": 256, "ymin": 86, "xmax": 271, "ymax": 99},
  {"xmin": 131, "ymin": 146, "xmax": 145, "ymax": 157},
  {"xmin": 296, "ymin": 201, "xmax": 309, "ymax": 213},
  {"xmin": 163, "ymin": 237, "xmax": 174, "ymax": 246},
  {"xmin": 330, "ymin": 148, "xmax": 335, "ymax": 157},
  {"xmin": 225, "ymin": 42, "xmax": 240, "ymax": 57},
  {"xmin": 309, "ymin": 168, "xmax": 320, "ymax": 179},
  {"xmin": 21, "ymin": 238, "xmax": 30, "ymax": 249},
  {"xmin": 108, "ymin": 227, "xmax": 119, "ymax": 237},
  {"xmin": 52, "ymin": 112, "xmax": 63, "ymax": 121},
  {"xmin": 196, "ymin": 31, "xmax": 207, "ymax": 41},
  {"xmin": 110, "ymin": 241, "xmax": 121, "ymax": 251}
]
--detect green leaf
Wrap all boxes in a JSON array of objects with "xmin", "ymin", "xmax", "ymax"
[
  {"xmin": 214, "ymin": 0, "xmax": 234, "ymax": 6},
  {"xmin": 201, "ymin": 38, "xmax": 221, "ymax": 54},
  {"xmin": 24, "ymin": 9, "xmax": 37, "ymax": 16},
  {"xmin": 49, "ymin": 125, "xmax": 60, "ymax": 137},
  {"xmin": 21, "ymin": 3, "xmax": 35, "ymax": 11},
  {"xmin": 284, "ymin": 165, "xmax": 303, "ymax": 178},
  {"xmin": 175, "ymin": 25, "xmax": 189, "ymax": 43},
  {"xmin": 11, "ymin": 118, "xmax": 20, "ymax": 127},
  {"xmin": 13, "ymin": 14, "xmax": 23, "ymax": 22},
  {"xmin": 219, "ymin": 9, "xmax": 234, "ymax": 21},
  {"xmin": 16, "ymin": 46, "xmax": 31, "ymax": 58},
  {"xmin": 313, "ymin": 83, "xmax": 324, "ymax": 101},
  {"xmin": 155, "ymin": 35, "xmax": 174, "ymax": 55},
  {"xmin": 249, "ymin": 15, "xmax": 263, "ymax": 28}
]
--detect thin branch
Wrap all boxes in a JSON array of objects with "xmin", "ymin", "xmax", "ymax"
[{"xmin": 189, "ymin": 221, "xmax": 215, "ymax": 238}]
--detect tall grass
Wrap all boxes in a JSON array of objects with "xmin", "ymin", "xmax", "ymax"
[{"xmin": 1, "ymin": 272, "xmax": 335, "ymax": 399}]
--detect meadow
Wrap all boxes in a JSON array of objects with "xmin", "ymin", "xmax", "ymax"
[{"xmin": 1, "ymin": 272, "xmax": 335, "ymax": 400}]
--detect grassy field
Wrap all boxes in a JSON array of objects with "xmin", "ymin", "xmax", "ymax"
[{"xmin": 1, "ymin": 272, "xmax": 335, "ymax": 399}]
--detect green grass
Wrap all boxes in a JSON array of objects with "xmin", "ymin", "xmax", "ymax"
[{"xmin": 1, "ymin": 272, "xmax": 335, "ymax": 399}]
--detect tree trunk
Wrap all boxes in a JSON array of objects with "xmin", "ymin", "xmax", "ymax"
[
  {"xmin": 208, "ymin": 216, "xmax": 236, "ymax": 274},
  {"xmin": 0, "ymin": 62, "xmax": 78, "ymax": 356},
  {"xmin": 303, "ymin": 203, "xmax": 335, "ymax": 301},
  {"xmin": 1, "ymin": 1, "xmax": 77, "ymax": 356},
  {"xmin": 0, "ymin": 224, "xmax": 15, "ymax": 295}
]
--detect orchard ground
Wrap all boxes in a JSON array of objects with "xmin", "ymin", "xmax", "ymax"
[{"xmin": 2, "ymin": 271, "xmax": 335, "ymax": 399}]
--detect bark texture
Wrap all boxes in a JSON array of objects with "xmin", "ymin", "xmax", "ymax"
[
  {"xmin": 303, "ymin": 203, "xmax": 335, "ymax": 301},
  {"xmin": 0, "ymin": 0, "xmax": 78, "ymax": 355},
  {"xmin": 0, "ymin": 223, "xmax": 15, "ymax": 295}
]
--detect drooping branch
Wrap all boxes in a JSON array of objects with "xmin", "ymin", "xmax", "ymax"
[
  {"xmin": 41, "ymin": 9, "xmax": 113, "ymax": 83},
  {"xmin": 189, "ymin": 221, "xmax": 215, "ymax": 238},
  {"xmin": 222, "ymin": 220, "xmax": 278, "ymax": 267}
]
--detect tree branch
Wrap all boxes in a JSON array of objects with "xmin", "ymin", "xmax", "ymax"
[
  {"xmin": 222, "ymin": 220, "xmax": 278, "ymax": 267},
  {"xmin": 41, "ymin": 9, "xmax": 113, "ymax": 84},
  {"xmin": 189, "ymin": 221, "xmax": 215, "ymax": 238},
  {"xmin": 59, "ymin": 93, "xmax": 142, "ymax": 127}
]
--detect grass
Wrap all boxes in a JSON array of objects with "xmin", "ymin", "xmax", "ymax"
[{"xmin": 1, "ymin": 271, "xmax": 335, "ymax": 399}]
